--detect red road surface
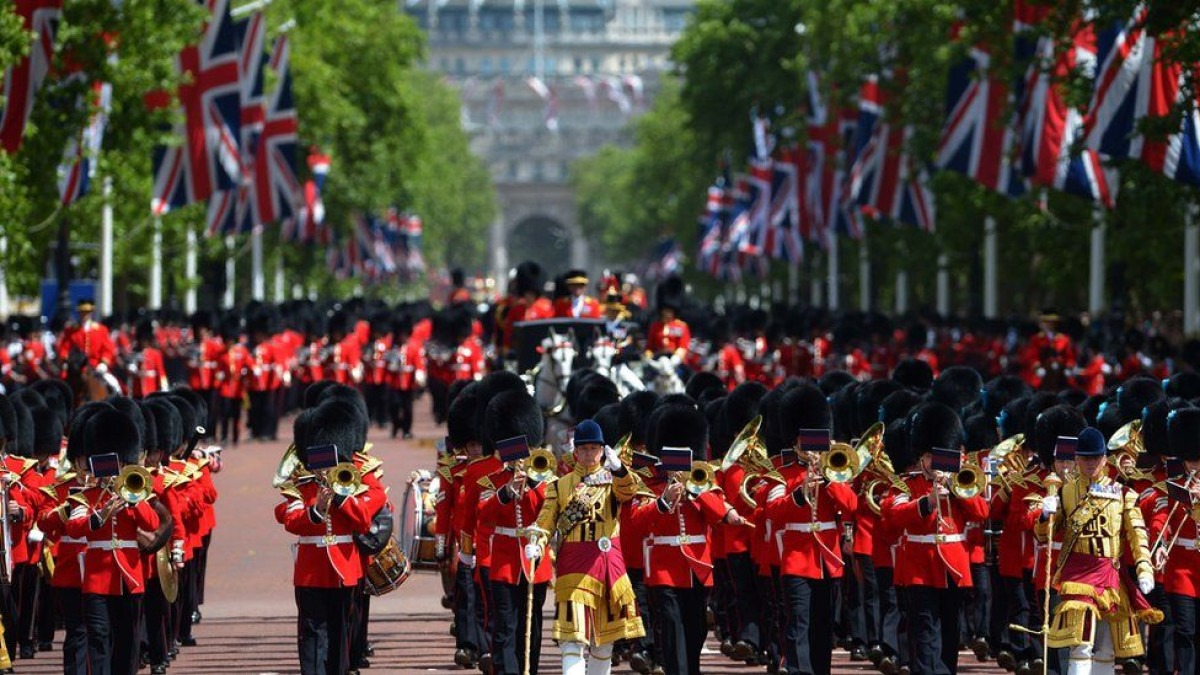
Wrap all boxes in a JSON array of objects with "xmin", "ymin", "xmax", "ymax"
[{"xmin": 13, "ymin": 399, "xmax": 1007, "ymax": 674}]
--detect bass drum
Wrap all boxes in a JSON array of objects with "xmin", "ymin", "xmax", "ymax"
[{"xmin": 398, "ymin": 470, "xmax": 442, "ymax": 570}]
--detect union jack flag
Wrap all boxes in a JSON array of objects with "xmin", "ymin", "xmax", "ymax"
[
  {"xmin": 57, "ymin": 76, "xmax": 112, "ymax": 206},
  {"xmin": 150, "ymin": 0, "xmax": 242, "ymax": 215},
  {"xmin": 848, "ymin": 76, "xmax": 936, "ymax": 232},
  {"xmin": 1084, "ymin": 4, "xmax": 1200, "ymax": 186},
  {"xmin": 697, "ymin": 174, "xmax": 741, "ymax": 281},
  {"xmin": 804, "ymin": 71, "xmax": 861, "ymax": 243},
  {"xmin": 765, "ymin": 148, "xmax": 803, "ymax": 262},
  {"xmin": 207, "ymin": 11, "xmax": 266, "ymax": 236},
  {"xmin": 937, "ymin": 25, "xmax": 1026, "ymax": 196},
  {"xmin": 1013, "ymin": 2, "xmax": 1117, "ymax": 208},
  {"xmin": 728, "ymin": 169, "xmax": 771, "ymax": 279},
  {"xmin": 0, "ymin": 0, "xmax": 63, "ymax": 154},
  {"xmin": 254, "ymin": 35, "xmax": 299, "ymax": 226}
]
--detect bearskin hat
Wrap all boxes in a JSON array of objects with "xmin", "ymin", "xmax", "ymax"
[
  {"xmin": 883, "ymin": 418, "xmax": 911, "ymax": 472},
  {"xmin": 0, "ymin": 394, "xmax": 15, "ymax": 444},
  {"xmin": 723, "ymin": 382, "xmax": 768, "ymax": 437},
  {"xmin": 982, "ymin": 376, "xmax": 1032, "ymax": 419},
  {"xmin": 143, "ymin": 399, "xmax": 182, "ymax": 455},
  {"xmin": 316, "ymin": 383, "xmax": 369, "ymax": 424},
  {"xmin": 776, "ymin": 384, "xmax": 833, "ymax": 443},
  {"xmin": 1057, "ymin": 388, "xmax": 1089, "ymax": 409},
  {"xmin": 648, "ymin": 403, "xmax": 708, "ymax": 460},
  {"xmin": 15, "ymin": 388, "xmax": 45, "ymax": 414},
  {"xmin": 447, "ymin": 383, "xmax": 481, "ymax": 448},
  {"xmin": 655, "ymin": 275, "xmax": 685, "ymax": 313},
  {"xmin": 1166, "ymin": 372, "xmax": 1200, "ymax": 401},
  {"xmin": 473, "ymin": 371, "xmax": 529, "ymax": 442},
  {"xmin": 1141, "ymin": 398, "xmax": 1193, "ymax": 458},
  {"xmin": 818, "ymin": 370, "xmax": 856, "ymax": 396},
  {"xmin": 304, "ymin": 381, "xmax": 338, "ymax": 409},
  {"xmin": 930, "ymin": 366, "xmax": 984, "ymax": 413},
  {"xmin": 963, "ymin": 413, "xmax": 999, "ymax": 453},
  {"xmin": 685, "ymin": 371, "xmax": 725, "ymax": 404},
  {"xmin": 137, "ymin": 401, "xmax": 158, "ymax": 455},
  {"xmin": 829, "ymin": 382, "xmax": 861, "ymax": 442},
  {"xmin": 29, "ymin": 378, "xmax": 73, "ymax": 428},
  {"xmin": 170, "ymin": 387, "xmax": 209, "ymax": 436},
  {"xmin": 565, "ymin": 371, "xmax": 608, "ymax": 419},
  {"xmin": 326, "ymin": 310, "xmax": 350, "ymax": 338},
  {"xmin": 879, "ymin": 389, "xmax": 923, "ymax": 426},
  {"xmin": 514, "ymin": 261, "xmax": 545, "ymax": 297},
  {"xmin": 1022, "ymin": 392, "xmax": 1060, "ymax": 440},
  {"xmin": 891, "ymin": 358, "xmax": 934, "ymax": 392},
  {"xmin": 447, "ymin": 380, "xmax": 473, "ymax": 409},
  {"xmin": 592, "ymin": 403, "xmax": 624, "ymax": 447},
  {"xmin": 482, "ymin": 390, "xmax": 544, "ymax": 453},
  {"xmin": 1168, "ymin": 407, "xmax": 1200, "ymax": 461},
  {"xmin": 85, "ymin": 408, "xmax": 142, "ymax": 466},
  {"xmin": 906, "ymin": 402, "xmax": 963, "ymax": 457},
  {"xmin": 307, "ymin": 399, "xmax": 367, "ymax": 463},
  {"xmin": 107, "ymin": 397, "xmax": 147, "ymax": 453},
  {"xmin": 998, "ymin": 396, "xmax": 1032, "ymax": 440},
  {"xmin": 164, "ymin": 395, "xmax": 199, "ymax": 451},
  {"xmin": 30, "ymin": 405, "xmax": 63, "ymax": 458},
  {"xmin": 1117, "ymin": 376, "xmax": 1166, "ymax": 424},
  {"xmin": 573, "ymin": 381, "xmax": 620, "ymax": 423},
  {"xmin": 1033, "ymin": 405, "xmax": 1087, "ymax": 467},
  {"xmin": 1096, "ymin": 398, "xmax": 1124, "ymax": 441},
  {"xmin": 10, "ymin": 398, "xmax": 34, "ymax": 457},
  {"xmin": 292, "ymin": 409, "xmax": 315, "ymax": 457},
  {"xmin": 66, "ymin": 402, "xmax": 114, "ymax": 465},
  {"xmin": 855, "ymin": 380, "xmax": 904, "ymax": 439},
  {"xmin": 619, "ymin": 391, "xmax": 659, "ymax": 447}
]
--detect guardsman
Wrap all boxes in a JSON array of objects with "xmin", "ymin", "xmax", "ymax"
[
  {"xmin": 633, "ymin": 403, "xmax": 747, "ymax": 675},
  {"xmin": 187, "ymin": 312, "xmax": 224, "ymax": 430},
  {"xmin": 277, "ymin": 401, "xmax": 385, "ymax": 675},
  {"xmin": 389, "ymin": 313, "xmax": 425, "ymax": 440},
  {"xmin": 1022, "ymin": 310, "xmax": 1077, "ymax": 391},
  {"xmin": 527, "ymin": 415, "xmax": 645, "ymax": 675},
  {"xmin": 14, "ymin": 406, "xmax": 59, "ymax": 660},
  {"xmin": 1161, "ymin": 408, "xmax": 1200, "ymax": 675},
  {"xmin": 767, "ymin": 388, "xmax": 858, "ymax": 675},
  {"xmin": 65, "ymin": 408, "xmax": 160, "ymax": 675},
  {"xmin": 130, "ymin": 320, "xmax": 169, "ymax": 399},
  {"xmin": 442, "ymin": 384, "xmax": 485, "ymax": 668},
  {"xmin": 553, "ymin": 270, "xmax": 602, "ymax": 319},
  {"xmin": 645, "ymin": 277, "xmax": 690, "ymax": 365},
  {"xmin": 1041, "ymin": 426, "xmax": 1161, "ymax": 675},
  {"xmin": 500, "ymin": 262, "xmax": 554, "ymax": 358},
  {"xmin": 247, "ymin": 317, "xmax": 281, "ymax": 442},
  {"xmin": 362, "ymin": 311, "xmax": 394, "ymax": 429},
  {"xmin": 883, "ymin": 402, "xmax": 988, "ymax": 675},
  {"xmin": 58, "ymin": 299, "xmax": 120, "ymax": 392},
  {"xmin": 477, "ymin": 392, "xmax": 554, "ymax": 675}
]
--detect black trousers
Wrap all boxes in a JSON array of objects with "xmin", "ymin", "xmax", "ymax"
[
  {"xmin": 174, "ymin": 559, "xmax": 199, "ymax": 641},
  {"xmin": 987, "ymin": 563, "xmax": 1008, "ymax": 654},
  {"xmin": 489, "ymin": 578, "xmax": 546, "ymax": 675},
  {"xmin": 1148, "ymin": 584, "xmax": 1175, "ymax": 675},
  {"xmin": 650, "ymin": 583, "xmax": 709, "ymax": 675},
  {"xmin": 143, "ymin": 579, "xmax": 171, "ymax": 666},
  {"xmin": 14, "ymin": 562, "xmax": 38, "ymax": 648},
  {"xmin": 362, "ymin": 384, "xmax": 390, "ymax": 428},
  {"xmin": 83, "ymin": 592, "xmax": 143, "ymax": 675},
  {"xmin": 392, "ymin": 389, "xmax": 415, "ymax": 435},
  {"xmin": 453, "ymin": 564, "xmax": 481, "ymax": 651},
  {"xmin": 1170, "ymin": 593, "xmax": 1198, "ymax": 675},
  {"xmin": 1003, "ymin": 571, "xmax": 1036, "ymax": 660},
  {"xmin": 876, "ymin": 566, "xmax": 903, "ymax": 660},
  {"xmin": 428, "ymin": 378, "xmax": 450, "ymax": 424},
  {"xmin": 36, "ymin": 575, "xmax": 55, "ymax": 645},
  {"xmin": 295, "ymin": 586, "xmax": 354, "ymax": 675},
  {"xmin": 781, "ymin": 575, "xmax": 835, "ymax": 675},
  {"xmin": 727, "ymin": 552, "xmax": 761, "ymax": 649},
  {"xmin": 219, "ymin": 395, "xmax": 241, "ymax": 445},
  {"xmin": 770, "ymin": 568, "xmax": 787, "ymax": 667},
  {"xmin": 477, "ymin": 566, "xmax": 493, "ymax": 657},
  {"xmin": 627, "ymin": 568, "xmax": 658, "ymax": 659},
  {"xmin": 197, "ymin": 533, "xmax": 212, "ymax": 607},
  {"xmin": 712, "ymin": 558, "xmax": 733, "ymax": 641},
  {"xmin": 966, "ymin": 563, "xmax": 990, "ymax": 641},
  {"xmin": 906, "ymin": 584, "xmax": 961, "ymax": 675},
  {"xmin": 349, "ymin": 585, "xmax": 370, "ymax": 667},
  {"xmin": 248, "ymin": 390, "xmax": 278, "ymax": 439},
  {"xmin": 58, "ymin": 586, "xmax": 88, "ymax": 675},
  {"xmin": 847, "ymin": 554, "xmax": 880, "ymax": 648}
]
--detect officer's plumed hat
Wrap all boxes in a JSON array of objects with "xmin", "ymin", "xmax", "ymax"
[
  {"xmin": 483, "ymin": 390, "xmax": 544, "ymax": 452},
  {"xmin": 563, "ymin": 269, "xmax": 589, "ymax": 286},
  {"xmin": 1168, "ymin": 408, "xmax": 1200, "ymax": 461},
  {"xmin": 85, "ymin": 409, "xmax": 142, "ymax": 465},
  {"xmin": 906, "ymin": 402, "xmax": 963, "ymax": 457}
]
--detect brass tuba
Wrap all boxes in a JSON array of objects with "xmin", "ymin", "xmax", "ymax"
[
  {"xmin": 820, "ymin": 442, "xmax": 866, "ymax": 483},
  {"xmin": 116, "ymin": 465, "xmax": 154, "ymax": 504},
  {"xmin": 273, "ymin": 444, "xmax": 301, "ymax": 489},
  {"xmin": 721, "ymin": 416, "xmax": 784, "ymax": 508},
  {"xmin": 990, "ymin": 433, "xmax": 1029, "ymax": 490}
]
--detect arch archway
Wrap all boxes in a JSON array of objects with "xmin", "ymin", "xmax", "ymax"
[{"xmin": 508, "ymin": 216, "xmax": 573, "ymax": 273}]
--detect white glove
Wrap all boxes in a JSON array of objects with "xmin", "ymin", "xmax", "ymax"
[
  {"xmin": 457, "ymin": 551, "xmax": 476, "ymax": 568},
  {"xmin": 95, "ymin": 362, "xmax": 108, "ymax": 374},
  {"xmin": 415, "ymin": 370, "xmax": 428, "ymax": 389},
  {"xmin": 603, "ymin": 445, "xmax": 622, "ymax": 472},
  {"xmin": 1041, "ymin": 495, "xmax": 1059, "ymax": 517},
  {"xmin": 1138, "ymin": 575, "xmax": 1155, "ymax": 596},
  {"xmin": 524, "ymin": 543, "xmax": 542, "ymax": 562}
]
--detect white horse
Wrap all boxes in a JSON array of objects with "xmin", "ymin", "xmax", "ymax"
[
  {"xmin": 531, "ymin": 329, "xmax": 577, "ymax": 453},
  {"xmin": 645, "ymin": 355, "xmax": 685, "ymax": 395},
  {"xmin": 588, "ymin": 336, "xmax": 645, "ymax": 397}
]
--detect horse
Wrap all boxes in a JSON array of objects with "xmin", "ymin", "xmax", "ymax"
[
  {"xmin": 63, "ymin": 348, "xmax": 114, "ymax": 406},
  {"xmin": 531, "ymin": 329, "xmax": 578, "ymax": 454},
  {"xmin": 587, "ymin": 336, "xmax": 645, "ymax": 398},
  {"xmin": 644, "ymin": 355, "xmax": 685, "ymax": 395}
]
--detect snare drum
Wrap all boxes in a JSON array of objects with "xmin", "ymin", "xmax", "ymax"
[{"xmin": 364, "ymin": 537, "xmax": 411, "ymax": 597}]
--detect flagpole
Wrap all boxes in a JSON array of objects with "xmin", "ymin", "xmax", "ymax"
[
  {"xmin": 1186, "ymin": 203, "xmax": 1200, "ymax": 336},
  {"xmin": 185, "ymin": 224, "xmax": 198, "ymax": 314},
  {"xmin": 983, "ymin": 215, "xmax": 998, "ymax": 318},
  {"xmin": 858, "ymin": 235, "xmax": 870, "ymax": 311},
  {"xmin": 1088, "ymin": 206, "xmax": 1106, "ymax": 316},
  {"xmin": 827, "ymin": 228, "xmax": 839, "ymax": 310},
  {"xmin": 788, "ymin": 260, "xmax": 799, "ymax": 302},
  {"xmin": 895, "ymin": 269, "xmax": 908, "ymax": 314},
  {"xmin": 936, "ymin": 254, "xmax": 950, "ymax": 316},
  {"xmin": 150, "ymin": 216, "xmax": 163, "ymax": 310},
  {"xmin": 99, "ymin": 177, "xmax": 114, "ymax": 317},
  {"xmin": 274, "ymin": 252, "xmax": 285, "ymax": 303},
  {"xmin": 251, "ymin": 225, "xmax": 265, "ymax": 301},
  {"xmin": 0, "ymin": 236, "xmax": 8, "ymax": 321},
  {"xmin": 223, "ymin": 235, "xmax": 236, "ymax": 309}
]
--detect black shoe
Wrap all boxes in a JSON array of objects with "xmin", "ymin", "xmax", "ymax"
[
  {"xmin": 1030, "ymin": 658, "xmax": 1045, "ymax": 675},
  {"xmin": 629, "ymin": 651, "xmax": 651, "ymax": 674},
  {"xmin": 402, "ymin": 432, "xmax": 414, "ymax": 440},
  {"xmin": 37, "ymin": 642, "xmax": 52, "ymax": 652},
  {"xmin": 898, "ymin": 667, "xmax": 911, "ymax": 675},
  {"xmin": 997, "ymin": 650, "xmax": 1017, "ymax": 672},
  {"xmin": 730, "ymin": 641, "xmax": 756, "ymax": 661},
  {"xmin": 453, "ymin": 648, "xmax": 477, "ymax": 668},
  {"xmin": 192, "ymin": 609, "xmax": 202, "ymax": 624},
  {"xmin": 364, "ymin": 643, "xmax": 375, "ymax": 657},
  {"xmin": 1119, "ymin": 658, "xmax": 1142, "ymax": 675},
  {"xmin": 867, "ymin": 645, "xmax": 885, "ymax": 667},
  {"xmin": 879, "ymin": 656, "xmax": 898, "ymax": 675},
  {"xmin": 19, "ymin": 644, "xmax": 35, "ymax": 659},
  {"xmin": 352, "ymin": 657, "xmax": 371, "ymax": 669},
  {"xmin": 180, "ymin": 637, "xmax": 197, "ymax": 647},
  {"xmin": 1016, "ymin": 659, "xmax": 1033, "ymax": 675},
  {"xmin": 152, "ymin": 665, "xmax": 168, "ymax": 675},
  {"xmin": 851, "ymin": 645, "xmax": 869, "ymax": 661},
  {"xmin": 970, "ymin": 637, "xmax": 990, "ymax": 662},
  {"xmin": 478, "ymin": 652, "xmax": 493, "ymax": 674},
  {"xmin": 719, "ymin": 638, "xmax": 733, "ymax": 657}
]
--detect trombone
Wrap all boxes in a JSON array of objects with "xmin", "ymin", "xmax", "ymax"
[
  {"xmin": 667, "ymin": 461, "xmax": 716, "ymax": 503},
  {"xmin": 1150, "ymin": 471, "xmax": 1199, "ymax": 571},
  {"xmin": 113, "ymin": 465, "xmax": 154, "ymax": 505}
]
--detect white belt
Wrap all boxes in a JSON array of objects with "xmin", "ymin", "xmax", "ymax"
[
  {"xmin": 647, "ymin": 534, "xmax": 705, "ymax": 547},
  {"xmin": 297, "ymin": 535, "xmax": 353, "ymax": 547},
  {"xmin": 906, "ymin": 533, "xmax": 966, "ymax": 544},
  {"xmin": 782, "ymin": 521, "xmax": 837, "ymax": 533},
  {"xmin": 87, "ymin": 540, "xmax": 139, "ymax": 550},
  {"xmin": 59, "ymin": 537, "xmax": 87, "ymax": 545},
  {"xmin": 494, "ymin": 527, "xmax": 524, "ymax": 538},
  {"xmin": 1175, "ymin": 538, "xmax": 1200, "ymax": 551}
]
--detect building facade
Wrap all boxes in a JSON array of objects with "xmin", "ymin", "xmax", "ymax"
[{"xmin": 402, "ymin": 0, "xmax": 693, "ymax": 283}]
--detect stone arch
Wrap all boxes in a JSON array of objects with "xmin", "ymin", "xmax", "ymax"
[{"xmin": 489, "ymin": 184, "xmax": 590, "ymax": 281}]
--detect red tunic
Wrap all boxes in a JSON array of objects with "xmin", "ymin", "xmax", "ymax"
[
  {"xmin": 633, "ymin": 489, "xmax": 731, "ymax": 588},
  {"xmin": 883, "ymin": 475, "xmax": 987, "ymax": 589},
  {"xmin": 65, "ymin": 487, "xmax": 160, "ymax": 595},
  {"xmin": 478, "ymin": 476, "xmax": 554, "ymax": 584},
  {"xmin": 647, "ymin": 320, "xmax": 691, "ymax": 357},
  {"xmin": 766, "ymin": 470, "xmax": 858, "ymax": 579},
  {"xmin": 281, "ymin": 478, "xmax": 384, "ymax": 588}
]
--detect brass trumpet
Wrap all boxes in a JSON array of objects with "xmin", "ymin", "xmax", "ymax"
[
  {"xmin": 115, "ymin": 465, "xmax": 154, "ymax": 504},
  {"xmin": 951, "ymin": 462, "xmax": 987, "ymax": 499},
  {"xmin": 820, "ymin": 442, "xmax": 867, "ymax": 484},
  {"xmin": 679, "ymin": 461, "xmax": 716, "ymax": 497},
  {"xmin": 525, "ymin": 448, "xmax": 558, "ymax": 484},
  {"xmin": 1150, "ymin": 471, "xmax": 1199, "ymax": 571},
  {"xmin": 324, "ymin": 462, "xmax": 362, "ymax": 498}
]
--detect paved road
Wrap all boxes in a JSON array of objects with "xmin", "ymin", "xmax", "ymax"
[{"xmin": 12, "ymin": 396, "xmax": 1007, "ymax": 674}]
